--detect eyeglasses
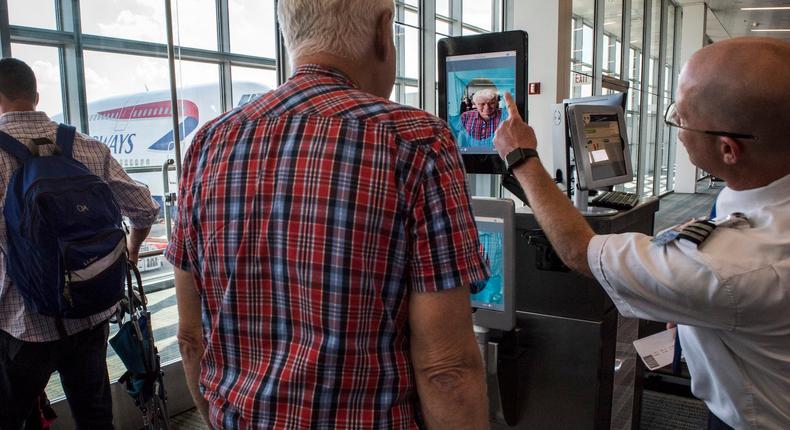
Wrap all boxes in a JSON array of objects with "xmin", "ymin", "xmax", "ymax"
[{"xmin": 664, "ymin": 102, "xmax": 759, "ymax": 141}]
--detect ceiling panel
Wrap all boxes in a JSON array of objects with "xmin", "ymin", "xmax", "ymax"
[{"xmin": 703, "ymin": 0, "xmax": 790, "ymax": 41}]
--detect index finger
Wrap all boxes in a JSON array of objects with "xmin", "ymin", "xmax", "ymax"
[{"xmin": 503, "ymin": 92, "xmax": 522, "ymax": 121}]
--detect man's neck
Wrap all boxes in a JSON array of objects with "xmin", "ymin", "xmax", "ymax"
[
  {"xmin": 293, "ymin": 54, "xmax": 382, "ymax": 97},
  {"xmin": 0, "ymin": 104, "xmax": 36, "ymax": 115}
]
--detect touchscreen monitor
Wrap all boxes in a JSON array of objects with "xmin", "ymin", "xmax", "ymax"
[
  {"xmin": 438, "ymin": 31, "xmax": 527, "ymax": 174},
  {"xmin": 445, "ymin": 51, "xmax": 516, "ymax": 154}
]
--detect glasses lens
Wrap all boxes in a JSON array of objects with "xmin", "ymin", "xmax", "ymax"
[{"xmin": 665, "ymin": 103, "xmax": 679, "ymax": 127}]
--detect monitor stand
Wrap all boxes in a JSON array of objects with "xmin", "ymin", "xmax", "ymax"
[{"xmin": 574, "ymin": 188, "xmax": 617, "ymax": 216}]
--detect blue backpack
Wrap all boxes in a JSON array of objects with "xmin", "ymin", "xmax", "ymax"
[{"xmin": 0, "ymin": 124, "xmax": 127, "ymax": 318}]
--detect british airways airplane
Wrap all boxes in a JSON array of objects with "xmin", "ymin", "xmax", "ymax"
[{"xmin": 57, "ymin": 82, "xmax": 271, "ymax": 271}]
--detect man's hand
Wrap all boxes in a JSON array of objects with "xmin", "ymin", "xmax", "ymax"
[{"xmin": 494, "ymin": 92, "xmax": 538, "ymax": 159}]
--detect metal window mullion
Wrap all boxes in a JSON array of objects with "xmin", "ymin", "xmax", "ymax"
[
  {"xmin": 592, "ymin": 0, "xmax": 604, "ymax": 95},
  {"xmin": 217, "ymin": 0, "xmax": 233, "ymax": 112},
  {"xmin": 451, "ymin": 0, "xmax": 462, "ymax": 35},
  {"xmin": 652, "ymin": 0, "xmax": 667, "ymax": 196},
  {"xmin": 274, "ymin": 0, "xmax": 289, "ymax": 85},
  {"xmin": 164, "ymin": 0, "xmax": 183, "ymax": 178},
  {"xmin": 421, "ymin": 0, "xmax": 436, "ymax": 112},
  {"xmin": 0, "ymin": 0, "xmax": 11, "ymax": 57},
  {"xmin": 666, "ymin": 4, "xmax": 681, "ymax": 191},
  {"xmin": 620, "ymin": 0, "xmax": 631, "ymax": 81},
  {"xmin": 58, "ymin": 0, "xmax": 88, "ymax": 133},
  {"xmin": 635, "ymin": 0, "xmax": 652, "ymax": 197}
]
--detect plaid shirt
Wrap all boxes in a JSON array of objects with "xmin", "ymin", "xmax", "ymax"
[
  {"xmin": 166, "ymin": 64, "xmax": 488, "ymax": 429},
  {"xmin": 460, "ymin": 108, "xmax": 502, "ymax": 141},
  {"xmin": 0, "ymin": 111, "xmax": 159, "ymax": 342}
]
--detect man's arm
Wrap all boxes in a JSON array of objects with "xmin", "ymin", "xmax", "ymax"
[
  {"xmin": 174, "ymin": 267, "xmax": 210, "ymax": 424},
  {"xmin": 126, "ymin": 226, "xmax": 151, "ymax": 264},
  {"xmin": 493, "ymin": 93, "xmax": 595, "ymax": 277},
  {"xmin": 410, "ymin": 285, "xmax": 488, "ymax": 429}
]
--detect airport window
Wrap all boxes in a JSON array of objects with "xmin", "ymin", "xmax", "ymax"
[
  {"xmin": 393, "ymin": 1, "xmax": 421, "ymax": 107},
  {"xmin": 171, "ymin": 0, "xmax": 218, "ymax": 51},
  {"xmin": 437, "ymin": 0, "xmax": 450, "ymax": 16},
  {"xmin": 231, "ymin": 66, "xmax": 278, "ymax": 107},
  {"xmin": 174, "ymin": 60, "xmax": 223, "ymax": 148},
  {"xmin": 570, "ymin": 15, "xmax": 594, "ymax": 98},
  {"xmin": 462, "ymin": 0, "xmax": 494, "ymax": 32},
  {"xmin": 80, "ymin": 0, "xmax": 168, "ymax": 44},
  {"xmin": 7, "ymin": 0, "xmax": 56, "ymax": 29},
  {"xmin": 228, "ymin": 0, "xmax": 277, "ymax": 58},
  {"xmin": 10, "ymin": 43, "xmax": 64, "ymax": 118}
]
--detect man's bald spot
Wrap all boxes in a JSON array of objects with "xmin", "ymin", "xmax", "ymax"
[{"xmin": 682, "ymin": 37, "xmax": 790, "ymax": 148}]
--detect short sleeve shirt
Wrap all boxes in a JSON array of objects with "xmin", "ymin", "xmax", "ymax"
[
  {"xmin": 587, "ymin": 173, "xmax": 790, "ymax": 429},
  {"xmin": 166, "ymin": 64, "xmax": 489, "ymax": 429}
]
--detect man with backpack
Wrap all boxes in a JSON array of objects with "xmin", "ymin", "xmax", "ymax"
[{"xmin": 0, "ymin": 58, "xmax": 160, "ymax": 429}]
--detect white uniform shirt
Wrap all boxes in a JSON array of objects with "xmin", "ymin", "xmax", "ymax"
[{"xmin": 588, "ymin": 173, "xmax": 790, "ymax": 429}]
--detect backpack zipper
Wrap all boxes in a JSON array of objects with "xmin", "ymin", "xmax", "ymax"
[{"xmin": 63, "ymin": 271, "xmax": 74, "ymax": 307}]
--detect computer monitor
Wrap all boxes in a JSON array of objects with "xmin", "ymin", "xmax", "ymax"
[
  {"xmin": 470, "ymin": 197, "xmax": 516, "ymax": 331},
  {"xmin": 566, "ymin": 104, "xmax": 634, "ymax": 190},
  {"xmin": 564, "ymin": 93, "xmax": 627, "ymax": 112},
  {"xmin": 438, "ymin": 31, "xmax": 528, "ymax": 174}
]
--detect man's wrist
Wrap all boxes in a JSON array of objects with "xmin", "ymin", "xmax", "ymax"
[{"xmin": 505, "ymin": 147, "xmax": 539, "ymax": 172}]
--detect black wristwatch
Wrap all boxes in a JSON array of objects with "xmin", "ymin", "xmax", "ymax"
[{"xmin": 505, "ymin": 147, "xmax": 539, "ymax": 172}]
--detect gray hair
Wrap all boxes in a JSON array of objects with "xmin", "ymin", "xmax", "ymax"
[
  {"xmin": 277, "ymin": 0, "xmax": 395, "ymax": 62},
  {"xmin": 472, "ymin": 89, "xmax": 498, "ymax": 104}
]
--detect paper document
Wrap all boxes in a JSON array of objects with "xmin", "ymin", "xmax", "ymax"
[{"xmin": 633, "ymin": 328, "xmax": 676, "ymax": 371}]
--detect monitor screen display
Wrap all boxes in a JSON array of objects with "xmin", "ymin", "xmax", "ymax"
[
  {"xmin": 445, "ymin": 51, "xmax": 516, "ymax": 155},
  {"xmin": 580, "ymin": 113, "xmax": 628, "ymax": 181},
  {"xmin": 470, "ymin": 216, "xmax": 505, "ymax": 312}
]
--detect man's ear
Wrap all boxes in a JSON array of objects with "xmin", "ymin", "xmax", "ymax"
[
  {"xmin": 373, "ymin": 9, "xmax": 394, "ymax": 63},
  {"xmin": 719, "ymin": 136, "xmax": 743, "ymax": 165},
  {"xmin": 35, "ymin": 92, "xmax": 40, "ymax": 108}
]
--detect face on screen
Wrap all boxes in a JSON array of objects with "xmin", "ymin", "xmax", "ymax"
[
  {"xmin": 470, "ymin": 219, "xmax": 505, "ymax": 312},
  {"xmin": 446, "ymin": 51, "xmax": 517, "ymax": 154}
]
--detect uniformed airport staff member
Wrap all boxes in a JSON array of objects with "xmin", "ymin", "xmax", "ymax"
[{"xmin": 493, "ymin": 37, "xmax": 790, "ymax": 430}]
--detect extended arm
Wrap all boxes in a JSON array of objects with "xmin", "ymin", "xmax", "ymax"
[
  {"xmin": 174, "ymin": 267, "xmax": 210, "ymax": 424},
  {"xmin": 409, "ymin": 286, "xmax": 488, "ymax": 429},
  {"xmin": 494, "ymin": 93, "xmax": 595, "ymax": 277}
]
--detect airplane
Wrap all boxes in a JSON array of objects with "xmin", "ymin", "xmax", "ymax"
[{"xmin": 57, "ymin": 81, "xmax": 271, "ymax": 272}]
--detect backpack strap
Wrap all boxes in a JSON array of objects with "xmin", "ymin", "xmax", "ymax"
[
  {"xmin": 55, "ymin": 124, "xmax": 77, "ymax": 159},
  {"xmin": 0, "ymin": 129, "xmax": 33, "ymax": 162}
]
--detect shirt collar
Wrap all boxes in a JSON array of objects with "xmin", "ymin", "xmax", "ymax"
[
  {"xmin": 291, "ymin": 64, "xmax": 359, "ymax": 89},
  {"xmin": 716, "ymin": 173, "xmax": 790, "ymax": 220},
  {"xmin": 0, "ymin": 111, "xmax": 52, "ymax": 126}
]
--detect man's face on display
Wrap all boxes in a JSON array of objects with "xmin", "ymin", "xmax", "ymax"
[{"xmin": 474, "ymin": 99, "xmax": 498, "ymax": 120}]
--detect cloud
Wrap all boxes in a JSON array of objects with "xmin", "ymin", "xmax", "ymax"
[{"xmin": 95, "ymin": 8, "xmax": 166, "ymax": 42}]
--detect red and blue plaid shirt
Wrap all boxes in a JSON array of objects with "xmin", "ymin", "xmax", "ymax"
[
  {"xmin": 460, "ymin": 108, "xmax": 502, "ymax": 141},
  {"xmin": 166, "ymin": 64, "xmax": 488, "ymax": 429}
]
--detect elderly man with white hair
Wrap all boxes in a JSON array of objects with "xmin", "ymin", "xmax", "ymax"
[
  {"xmin": 461, "ymin": 88, "xmax": 503, "ymax": 141},
  {"xmin": 168, "ymin": 0, "xmax": 489, "ymax": 428}
]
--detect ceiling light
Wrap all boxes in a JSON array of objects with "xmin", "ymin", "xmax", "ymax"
[
  {"xmin": 741, "ymin": 7, "xmax": 790, "ymax": 11},
  {"xmin": 751, "ymin": 28, "xmax": 790, "ymax": 32}
]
